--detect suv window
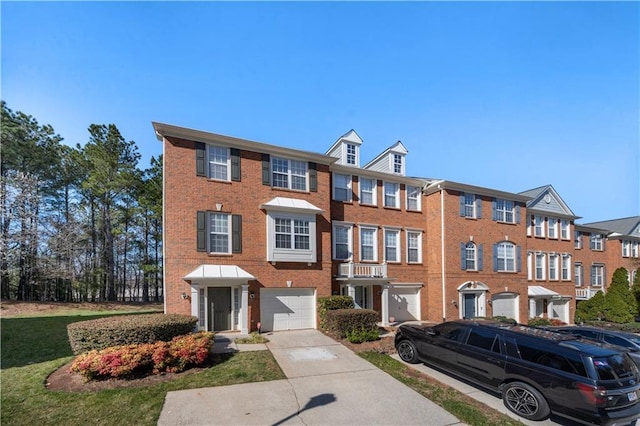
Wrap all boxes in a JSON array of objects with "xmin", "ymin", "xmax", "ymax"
[
  {"xmin": 602, "ymin": 334, "xmax": 633, "ymax": 349},
  {"xmin": 434, "ymin": 323, "xmax": 466, "ymax": 341},
  {"xmin": 467, "ymin": 327, "xmax": 501, "ymax": 353},
  {"xmin": 593, "ymin": 354, "xmax": 637, "ymax": 380},
  {"xmin": 516, "ymin": 341, "xmax": 587, "ymax": 376},
  {"xmin": 572, "ymin": 329, "xmax": 599, "ymax": 340}
]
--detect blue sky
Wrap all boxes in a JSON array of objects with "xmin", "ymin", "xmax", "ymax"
[{"xmin": 2, "ymin": 1, "xmax": 638, "ymax": 224}]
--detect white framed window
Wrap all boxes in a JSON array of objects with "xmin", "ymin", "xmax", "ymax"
[
  {"xmin": 359, "ymin": 226, "xmax": 378, "ymax": 262},
  {"xmin": 332, "ymin": 173, "xmax": 352, "ymax": 202},
  {"xmin": 496, "ymin": 242, "xmax": 517, "ymax": 272},
  {"xmin": 463, "ymin": 193, "xmax": 476, "ymax": 218},
  {"xmin": 574, "ymin": 263, "xmax": 583, "ymax": 287},
  {"xmin": 208, "ymin": 146, "xmax": 230, "ymax": 181},
  {"xmin": 548, "ymin": 253, "xmax": 558, "ymax": 280},
  {"xmin": 406, "ymin": 185, "xmax": 421, "ymax": 211},
  {"xmin": 359, "ymin": 177, "xmax": 377, "ymax": 206},
  {"xmin": 332, "ymin": 222, "xmax": 353, "ymax": 260},
  {"xmin": 393, "ymin": 154, "xmax": 403, "ymax": 174},
  {"xmin": 406, "ymin": 231, "xmax": 422, "ymax": 263},
  {"xmin": 561, "ymin": 219, "xmax": 570, "ymax": 240},
  {"xmin": 209, "ymin": 213, "xmax": 231, "ymax": 253},
  {"xmin": 465, "ymin": 242, "xmax": 477, "ymax": 271},
  {"xmin": 534, "ymin": 216, "xmax": 545, "ymax": 237},
  {"xmin": 622, "ymin": 240, "xmax": 630, "ymax": 257},
  {"xmin": 591, "ymin": 264, "xmax": 605, "ymax": 287},
  {"xmin": 272, "ymin": 157, "xmax": 307, "ymax": 191},
  {"xmin": 590, "ymin": 234, "xmax": 603, "ymax": 251},
  {"xmin": 535, "ymin": 253, "xmax": 546, "ymax": 280},
  {"xmin": 266, "ymin": 212, "xmax": 316, "ymax": 262},
  {"xmin": 384, "ymin": 228, "xmax": 400, "ymax": 262},
  {"xmin": 561, "ymin": 254, "xmax": 571, "ymax": 281},
  {"xmin": 548, "ymin": 218, "xmax": 558, "ymax": 239},
  {"xmin": 346, "ymin": 143, "xmax": 357, "ymax": 166},
  {"xmin": 494, "ymin": 199, "xmax": 515, "ymax": 223},
  {"xmin": 383, "ymin": 182, "xmax": 400, "ymax": 208},
  {"xmin": 574, "ymin": 230, "xmax": 582, "ymax": 249},
  {"xmin": 632, "ymin": 241, "xmax": 639, "ymax": 258}
]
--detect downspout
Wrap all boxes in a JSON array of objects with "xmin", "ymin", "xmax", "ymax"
[
  {"xmin": 160, "ymin": 134, "xmax": 167, "ymax": 314},
  {"xmin": 439, "ymin": 184, "xmax": 446, "ymax": 322}
]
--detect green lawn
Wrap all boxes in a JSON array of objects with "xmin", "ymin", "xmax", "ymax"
[{"xmin": 0, "ymin": 307, "xmax": 285, "ymax": 426}]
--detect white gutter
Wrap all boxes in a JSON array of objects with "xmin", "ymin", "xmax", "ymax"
[{"xmin": 439, "ymin": 184, "xmax": 446, "ymax": 321}]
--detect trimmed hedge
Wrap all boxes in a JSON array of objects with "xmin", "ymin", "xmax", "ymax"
[
  {"xmin": 67, "ymin": 313, "xmax": 198, "ymax": 354},
  {"xmin": 317, "ymin": 295, "xmax": 354, "ymax": 330},
  {"xmin": 324, "ymin": 308, "xmax": 379, "ymax": 340}
]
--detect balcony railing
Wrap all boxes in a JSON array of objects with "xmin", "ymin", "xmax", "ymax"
[
  {"xmin": 338, "ymin": 262, "xmax": 387, "ymax": 278},
  {"xmin": 575, "ymin": 287, "xmax": 602, "ymax": 300}
]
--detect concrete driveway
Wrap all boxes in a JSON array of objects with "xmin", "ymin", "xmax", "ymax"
[{"xmin": 157, "ymin": 329, "xmax": 465, "ymax": 425}]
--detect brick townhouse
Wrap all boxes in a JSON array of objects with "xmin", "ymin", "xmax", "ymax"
[{"xmin": 153, "ymin": 121, "xmax": 640, "ymax": 332}]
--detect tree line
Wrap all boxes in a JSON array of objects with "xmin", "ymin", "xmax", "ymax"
[{"xmin": 1, "ymin": 101, "xmax": 162, "ymax": 302}]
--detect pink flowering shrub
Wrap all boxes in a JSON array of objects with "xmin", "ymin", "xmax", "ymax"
[{"xmin": 70, "ymin": 331, "xmax": 213, "ymax": 381}]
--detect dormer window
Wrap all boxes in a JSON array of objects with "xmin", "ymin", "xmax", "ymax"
[
  {"xmin": 346, "ymin": 144, "xmax": 357, "ymax": 166},
  {"xmin": 393, "ymin": 154, "xmax": 403, "ymax": 174}
]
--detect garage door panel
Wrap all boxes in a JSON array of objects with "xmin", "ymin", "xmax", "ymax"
[
  {"xmin": 389, "ymin": 287, "xmax": 420, "ymax": 322},
  {"xmin": 260, "ymin": 289, "xmax": 315, "ymax": 331}
]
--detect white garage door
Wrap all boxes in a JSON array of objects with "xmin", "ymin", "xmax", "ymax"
[
  {"xmin": 492, "ymin": 293, "xmax": 519, "ymax": 322},
  {"xmin": 260, "ymin": 288, "xmax": 315, "ymax": 331},
  {"xmin": 389, "ymin": 286, "xmax": 420, "ymax": 322}
]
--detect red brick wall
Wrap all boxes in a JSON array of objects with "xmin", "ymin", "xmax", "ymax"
[
  {"xmin": 163, "ymin": 136, "xmax": 334, "ymax": 328},
  {"xmin": 329, "ymin": 175, "xmax": 429, "ymax": 316},
  {"xmin": 424, "ymin": 189, "xmax": 529, "ymax": 322}
]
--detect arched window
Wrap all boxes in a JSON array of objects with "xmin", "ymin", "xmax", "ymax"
[
  {"xmin": 460, "ymin": 242, "xmax": 483, "ymax": 271},
  {"xmin": 494, "ymin": 241, "xmax": 519, "ymax": 272}
]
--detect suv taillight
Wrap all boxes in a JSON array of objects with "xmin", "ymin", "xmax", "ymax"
[{"xmin": 575, "ymin": 383, "xmax": 607, "ymax": 407}]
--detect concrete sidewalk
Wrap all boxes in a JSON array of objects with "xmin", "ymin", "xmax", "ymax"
[{"xmin": 158, "ymin": 330, "xmax": 465, "ymax": 425}]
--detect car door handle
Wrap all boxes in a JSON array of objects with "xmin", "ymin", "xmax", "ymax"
[{"xmin": 487, "ymin": 357, "xmax": 502, "ymax": 365}]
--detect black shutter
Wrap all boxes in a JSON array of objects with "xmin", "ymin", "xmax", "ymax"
[
  {"xmin": 232, "ymin": 215, "xmax": 242, "ymax": 253},
  {"xmin": 459, "ymin": 194, "xmax": 465, "ymax": 216},
  {"xmin": 197, "ymin": 211, "xmax": 207, "ymax": 252},
  {"xmin": 262, "ymin": 154, "xmax": 270, "ymax": 185},
  {"xmin": 309, "ymin": 162, "xmax": 317, "ymax": 192},
  {"xmin": 196, "ymin": 142, "xmax": 206, "ymax": 177},
  {"xmin": 478, "ymin": 244, "xmax": 484, "ymax": 270},
  {"xmin": 231, "ymin": 148, "xmax": 241, "ymax": 181},
  {"xmin": 460, "ymin": 243, "xmax": 466, "ymax": 270}
]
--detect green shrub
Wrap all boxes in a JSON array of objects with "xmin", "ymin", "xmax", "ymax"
[
  {"xmin": 317, "ymin": 296, "xmax": 354, "ymax": 330},
  {"xmin": 324, "ymin": 308, "xmax": 379, "ymax": 339},
  {"xmin": 235, "ymin": 332, "xmax": 269, "ymax": 344},
  {"xmin": 67, "ymin": 313, "xmax": 198, "ymax": 354},
  {"xmin": 528, "ymin": 317, "xmax": 552, "ymax": 327},
  {"xmin": 346, "ymin": 326, "xmax": 380, "ymax": 343},
  {"xmin": 70, "ymin": 331, "xmax": 213, "ymax": 380}
]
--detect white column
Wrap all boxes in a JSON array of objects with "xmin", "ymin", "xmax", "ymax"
[
  {"xmin": 347, "ymin": 284, "xmax": 356, "ymax": 306},
  {"xmin": 241, "ymin": 284, "xmax": 249, "ymax": 334},
  {"xmin": 381, "ymin": 284, "xmax": 390, "ymax": 326}
]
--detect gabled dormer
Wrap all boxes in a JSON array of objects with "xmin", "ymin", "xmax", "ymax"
[
  {"xmin": 363, "ymin": 141, "xmax": 408, "ymax": 176},
  {"xmin": 325, "ymin": 129, "xmax": 363, "ymax": 167},
  {"xmin": 520, "ymin": 185, "xmax": 578, "ymax": 218}
]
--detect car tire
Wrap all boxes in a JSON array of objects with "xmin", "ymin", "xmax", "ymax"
[
  {"xmin": 396, "ymin": 339, "xmax": 419, "ymax": 364},
  {"xmin": 502, "ymin": 382, "xmax": 550, "ymax": 421}
]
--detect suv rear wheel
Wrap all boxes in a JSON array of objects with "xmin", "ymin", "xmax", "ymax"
[
  {"xmin": 396, "ymin": 340, "xmax": 419, "ymax": 364},
  {"xmin": 502, "ymin": 382, "xmax": 550, "ymax": 421}
]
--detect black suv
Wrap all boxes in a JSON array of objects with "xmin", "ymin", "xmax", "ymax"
[
  {"xmin": 551, "ymin": 326, "xmax": 640, "ymax": 368},
  {"xmin": 395, "ymin": 320, "xmax": 640, "ymax": 425}
]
